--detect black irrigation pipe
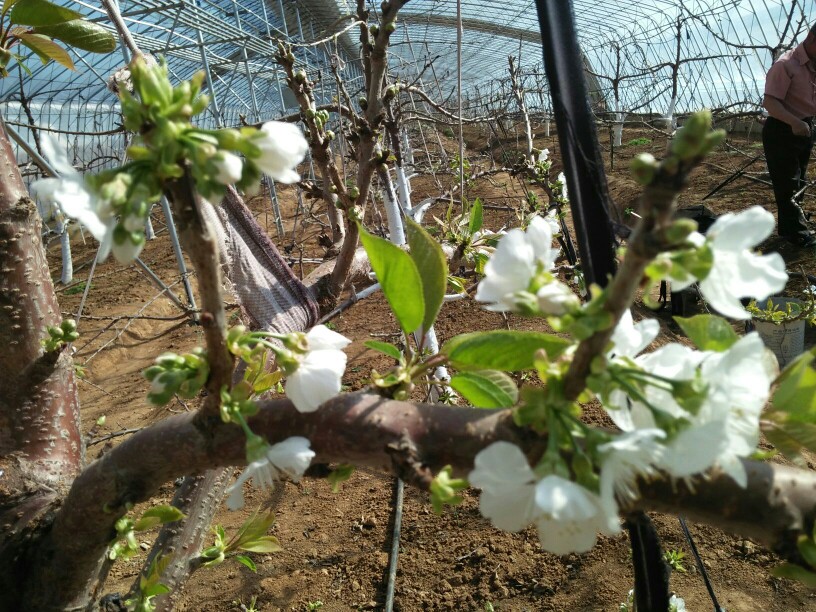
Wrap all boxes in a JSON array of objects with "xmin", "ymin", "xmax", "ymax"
[
  {"xmin": 533, "ymin": 0, "xmax": 619, "ymax": 288},
  {"xmin": 679, "ymin": 517, "xmax": 726, "ymax": 612},
  {"xmin": 702, "ymin": 154, "xmax": 763, "ymax": 201},
  {"xmin": 384, "ymin": 477, "xmax": 405, "ymax": 612}
]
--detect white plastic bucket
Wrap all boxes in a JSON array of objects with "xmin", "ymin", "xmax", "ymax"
[{"xmin": 752, "ymin": 297, "xmax": 806, "ymax": 368}]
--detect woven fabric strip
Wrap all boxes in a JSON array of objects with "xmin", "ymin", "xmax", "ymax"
[{"xmin": 203, "ymin": 186, "xmax": 319, "ymax": 334}]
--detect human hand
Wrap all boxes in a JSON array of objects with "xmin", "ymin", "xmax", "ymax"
[{"xmin": 792, "ymin": 119, "xmax": 811, "ymax": 137}]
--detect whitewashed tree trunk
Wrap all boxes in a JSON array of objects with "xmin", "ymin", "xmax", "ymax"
[
  {"xmin": 144, "ymin": 207, "xmax": 155, "ymax": 240},
  {"xmin": 58, "ymin": 219, "xmax": 72, "ymax": 285},
  {"xmin": 664, "ymin": 97, "xmax": 677, "ymax": 131},
  {"xmin": 395, "ymin": 164, "xmax": 412, "ymax": 213},
  {"xmin": 613, "ymin": 112, "xmax": 626, "ymax": 147},
  {"xmin": 380, "ymin": 169, "xmax": 406, "ymax": 246}
]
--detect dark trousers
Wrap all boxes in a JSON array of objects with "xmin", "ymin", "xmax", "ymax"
[{"xmin": 762, "ymin": 116, "xmax": 814, "ymax": 237}]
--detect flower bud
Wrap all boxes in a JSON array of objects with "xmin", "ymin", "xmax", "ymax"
[
  {"xmin": 215, "ymin": 128, "xmax": 242, "ymax": 150},
  {"xmin": 385, "ymin": 21, "xmax": 396, "ymax": 33},
  {"xmin": 630, "ymin": 153, "xmax": 657, "ymax": 186},
  {"xmin": 698, "ymin": 128, "xmax": 726, "ymax": 157},
  {"xmin": 664, "ymin": 218, "xmax": 698, "ymax": 244},
  {"xmin": 671, "ymin": 109, "xmax": 712, "ymax": 160},
  {"xmin": 295, "ymin": 69, "xmax": 307, "ymax": 83}
]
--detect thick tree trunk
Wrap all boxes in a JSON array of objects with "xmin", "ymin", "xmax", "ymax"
[
  {"xmin": 0, "ymin": 117, "xmax": 82, "ymax": 486},
  {"xmin": 0, "ymin": 115, "xmax": 83, "ymax": 610}
]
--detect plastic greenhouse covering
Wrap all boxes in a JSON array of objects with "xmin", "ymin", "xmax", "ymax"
[{"xmin": 0, "ymin": 0, "xmax": 813, "ymax": 177}]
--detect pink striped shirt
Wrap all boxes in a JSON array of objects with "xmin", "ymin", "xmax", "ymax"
[{"xmin": 765, "ymin": 43, "xmax": 816, "ymax": 119}]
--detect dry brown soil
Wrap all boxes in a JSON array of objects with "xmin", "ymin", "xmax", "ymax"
[{"xmin": 51, "ymin": 120, "xmax": 816, "ymax": 611}]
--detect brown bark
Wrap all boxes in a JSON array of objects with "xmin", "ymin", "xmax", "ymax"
[
  {"xmin": 0, "ymin": 118, "xmax": 82, "ymax": 487},
  {"xmin": 22, "ymin": 392, "xmax": 816, "ymax": 609},
  {"xmin": 163, "ymin": 169, "xmax": 234, "ymax": 421}
]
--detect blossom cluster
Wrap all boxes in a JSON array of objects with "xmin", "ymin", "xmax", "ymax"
[
  {"xmin": 220, "ymin": 324, "xmax": 352, "ymax": 508},
  {"xmin": 32, "ymin": 58, "xmax": 308, "ymax": 264},
  {"xmin": 468, "ymin": 204, "xmax": 783, "ymax": 555}
]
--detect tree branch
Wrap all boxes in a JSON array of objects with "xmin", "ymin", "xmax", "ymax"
[{"xmin": 27, "ymin": 392, "xmax": 816, "ymax": 607}]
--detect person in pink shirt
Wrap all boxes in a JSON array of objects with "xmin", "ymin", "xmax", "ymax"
[{"xmin": 763, "ymin": 24, "xmax": 816, "ymax": 248}]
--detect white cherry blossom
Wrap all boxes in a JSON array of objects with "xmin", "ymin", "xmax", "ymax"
[
  {"xmin": 470, "ymin": 443, "xmax": 620, "ymax": 554},
  {"xmin": 536, "ymin": 281, "xmax": 580, "ymax": 315},
  {"xmin": 32, "ymin": 134, "xmax": 115, "ymax": 245},
  {"xmin": 672, "ymin": 206, "xmax": 788, "ymax": 320},
  {"xmin": 285, "ymin": 325, "xmax": 351, "ymax": 413},
  {"xmin": 469, "ymin": 441, "xmax": 539, "ymax": 532},
  {"xmin": 602, "ymin": 333, "xmax": 774, "ymax": 488},
  {"xmin": 598, "ymin": 428, "xmax": 665, "ymax": 511},
  {"xmin": 226, "ymin": 436, "xmax": 315, "ymax": 510},
  {"xmin": 534, "ymin": 475, "xmax": 620, "ymax": 555},
  {"xmin": 475, "ymin": 216, "xmax": 560, "ymax": 312},
  {"xmin": 252, "ymin": 121, "xmax": 309, "ymax": 183},
  {"xmin": 557, "ymin": 171, "xmax": 568, "ymax": 201},
  {"xmin": 538, "ymin": 148, "xmax": 549, "ymax": 163},
  {"xmin": 603, "ymin": 343, "xmax": 703, "ymax": 431},
  {"xmin": 213, "ymin": 151, "xmax": 243, "ymax": 184},
  {"xmin": 694, "ymin": 332, "xmax": 776, "ymax": 486}
]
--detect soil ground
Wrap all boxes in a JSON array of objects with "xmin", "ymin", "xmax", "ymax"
[{"xmin": 51, "ymin": 118, "xmax": 816, "ymax": 611}]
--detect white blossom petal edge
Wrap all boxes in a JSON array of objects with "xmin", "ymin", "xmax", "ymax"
[
  {"xmin": 475, "ymin": 216, "xmax": 559, "ymax": 311},
  {"xmin": 285, "ymin": 325, "xmax": 352, "ymax": 413},
  {"xmin": 253, "ymin": 121, "xmax": 309, "ymax": 184},
  {"xmin": 31, "ymin": 134, "xmax": 114, "ymax": 244},
  {"xmin": 608, "ymin": 310, "xmax": 659, "ymax": 359},
  {"xmin": 673, "ymin": 206, "xmax": 787, "ymax": 320},
  {"xmin": 469, "ymin": 441, "xmax": 540, "ymax": 532},
  {"xmin": 226, "ymin": 436, "xmax": 315, "ymax": 510},
  {"xmin": 534, "ymin": 475, "xmax": 620, "ymax": 555}
]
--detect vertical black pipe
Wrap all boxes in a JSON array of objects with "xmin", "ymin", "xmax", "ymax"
[
  {"xmin": 533, "ymin": 3, "xmax": 668, "ymax": 611},
  {"xmin": 532, "ymin": 0, "xmax": 618, "ymax": 287}
]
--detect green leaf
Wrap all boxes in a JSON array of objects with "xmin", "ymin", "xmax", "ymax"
[
  {"xmin": 235, "ymin": 554, "xmax": 257, "ymax": 572},
  {"xmin": 364, "ymin": 340, "xmax": 402, "ymax": 360},
  {"xmin": 16, "ymin": 32, "xmax": 73, "ymax": 70},
  {"xmin": 328, "ymin": 463, "xmax": 355, "ymax": 492},
  {"xmin": 238, "ymin": 536, "xmax": 282, "ymax": 554},
  {"xmin": 2, "ymin": 0, "xmax": 21, "ymax": 14},
  {"xmin": 405, "ymin": 217, "xmax": 447, "ymax": 333},
  {"xmin": 442, "ymin": 330, "xmax": 571, "ymax": 371},
  {"xmin": 468, "ymin": 198, "xmax": 484, "ymax": 234},
  {"xmin": 9, "ymin": 0, "xmax": 81, "ymax": 25},
  {"xmin": 134, "ymin": 505, "xmax": 185, "ymax": 531},
  {"xmin": 674, "ymin": 314, "xmax": 738, "ymax": 351},
  {"xmin": 449, "ymin": 370, "xmax": 519, "ymax": 408},
  {"xmin": 33, "ymin": 20, "xmax": 116, "ymax": 53},
  {"xmin": 232, "ymin": 508, "xmax": 276, "ymax": 550},
  {"xmin": 141, "ymin": 582, "xmax": 171, "ymax": 598},
  {"xmin": 798, "ymin": 535, "xmax": 816, "ymax": 569},
  {"xmin": 771, "ymin": 563, "xmax": 816, "ymax": 587},
  {"xmin": 253, "ymin": 370, "xmax": 282, "ymax": 394},
  {"xmin": 359, "ymin": 226, "xmax": 424, "ymax": 334},
  {"xmin": 763, "ymin": 420, "xmax": 816, "ymax": 465},
  {"xmin": 772, "ymin": 350, "xmax": 816, "ymax": 420}
]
